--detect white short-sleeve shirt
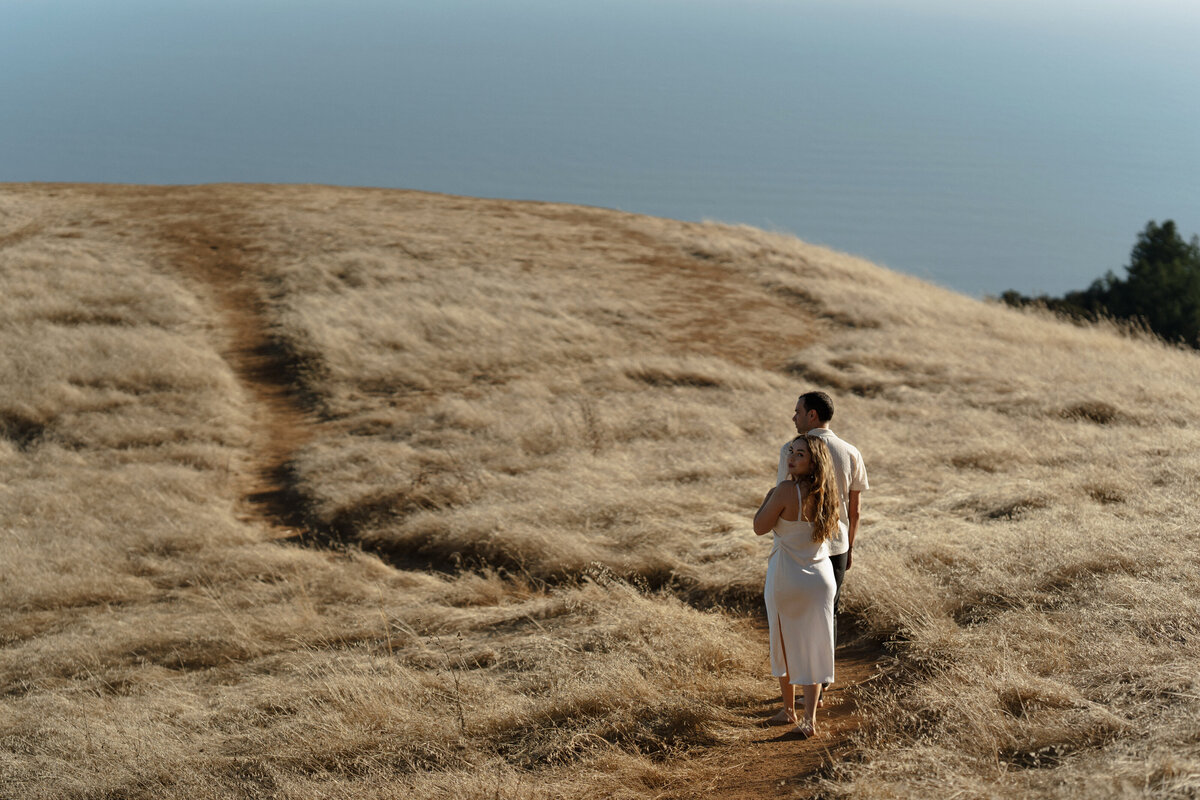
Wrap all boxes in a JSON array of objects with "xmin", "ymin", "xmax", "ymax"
[{"xmin": 777, "ymin": 428, "xmax": 869, "ymax": 556}]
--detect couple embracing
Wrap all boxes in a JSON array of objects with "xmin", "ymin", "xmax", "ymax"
[{"xmin": 753, "ymin": 391, "xmax": 869, "ymax": 738}]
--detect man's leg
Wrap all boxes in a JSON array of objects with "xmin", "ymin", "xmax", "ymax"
[
  {"xmin": 827, "ymin": 551, "xmax": 848, "ymax": 644},
  {"xmin": 824, "ymin": 551, "xmax": 848, "ymax": 692}
]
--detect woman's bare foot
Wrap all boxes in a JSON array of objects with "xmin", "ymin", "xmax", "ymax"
[
  {"xmin": 767, "ymin": 707, "xmax": 798, "ymax": 726},
  {"xmin": 794, "ymin": 720, "xmax": 818, "ymax": 738}
]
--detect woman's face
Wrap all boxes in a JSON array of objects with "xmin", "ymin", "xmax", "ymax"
[{"xmin": 787, "ymin": 440, "xmax": 814, "ymax": 477}]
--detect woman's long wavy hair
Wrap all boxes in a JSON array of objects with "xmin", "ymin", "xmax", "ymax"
[{"xmin": 788, "ymin": 434, "xmax": 841, "ymax": 544}]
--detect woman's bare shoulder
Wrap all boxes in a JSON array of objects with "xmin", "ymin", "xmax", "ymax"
[{"xmin": 775, "ymin": 479, "xmax": 801, "ymax": 516}]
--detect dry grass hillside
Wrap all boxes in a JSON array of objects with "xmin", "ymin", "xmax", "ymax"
[{"xmin": 2, "ymin": 183, "xmax": 1198, "ymax": 799}]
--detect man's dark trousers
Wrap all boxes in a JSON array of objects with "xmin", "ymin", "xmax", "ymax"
[{"xmin": 828, "ymin": 551, "xmax": 848, "ymax": 653}]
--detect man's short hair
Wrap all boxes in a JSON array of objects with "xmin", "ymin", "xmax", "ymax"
[{"xmin": 800, "ymin": 391, "xmax": 834, "ymax": 423}]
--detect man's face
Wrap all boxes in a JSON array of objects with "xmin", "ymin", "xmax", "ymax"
[{"xmin": 792, "ymin": 399, "xmax": 815, "ymax": 433}]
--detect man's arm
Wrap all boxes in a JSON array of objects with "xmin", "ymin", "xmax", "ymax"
[
  {"xmin": 846, "ymin": 490, "xmax": 860, "ymax": 569},
  {"xmin": 846, "ymin": 446, "xmax": 868, "ymax": 570}
]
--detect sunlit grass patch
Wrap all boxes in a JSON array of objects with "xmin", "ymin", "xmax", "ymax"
[{"xmin": 3, "ymin": 184, "xmax": 1200, "ymax": 798}]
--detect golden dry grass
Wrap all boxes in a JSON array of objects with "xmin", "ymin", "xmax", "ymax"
[{"xmin": 2, "ymin": 183, "xmax": 1199, "ymax": 799}]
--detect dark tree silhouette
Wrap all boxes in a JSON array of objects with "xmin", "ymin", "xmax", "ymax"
[{"xmin": 1001, "ymin": 220, "xmax": 1200, "ymax": 347}]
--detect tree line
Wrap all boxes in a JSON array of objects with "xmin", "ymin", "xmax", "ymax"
[{"xmin": 1000, "ymin": 220, "xmax": 1200, "ymax": 348}]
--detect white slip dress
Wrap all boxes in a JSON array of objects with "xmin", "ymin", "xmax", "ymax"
[{"xmin": 763, "ymin": 484, "xmax": 836, "ymax": 686}]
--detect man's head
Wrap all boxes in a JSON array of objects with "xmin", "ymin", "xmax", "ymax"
[{"xmin": 792, "ymin": 391, "xmax": 834, "ymax": 433}]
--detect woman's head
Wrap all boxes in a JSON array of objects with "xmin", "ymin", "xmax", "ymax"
[
  {"xmin": 789, "ymin": 434, "xmax": 841, "ymax": 543},
  {"xmin": 786, "ymin": 434, "xmax": 832, "ymax": 480},
  {"xmin": 785, "ymin": 437, "xmax": 814, "ymax": 478}
]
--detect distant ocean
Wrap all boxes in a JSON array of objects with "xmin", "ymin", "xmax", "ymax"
[{"xmin": 3, "ymin": 0, "xmax": 1198, "ymax": 297}]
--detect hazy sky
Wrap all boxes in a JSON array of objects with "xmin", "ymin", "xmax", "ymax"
[{"xmin": 3, "ymin": 1, "xmax": 1197, "ymax": 296}]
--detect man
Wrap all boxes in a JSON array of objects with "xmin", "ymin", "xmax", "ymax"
[{"xmin": 778, "ymin": 390, "xmax": 868, "ymax": 658}]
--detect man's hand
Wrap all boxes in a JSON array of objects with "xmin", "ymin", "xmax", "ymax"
[{"xmin": 845, "ymin": 548, "xmax": 853, "ymax": 571}]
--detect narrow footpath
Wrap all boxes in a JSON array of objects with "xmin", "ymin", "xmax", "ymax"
[
  {"xmin": 700, "ymin": 630, "xmax": 883, "ymax": 799},
  {"xmin": 131, "ymin": 190, "xmax": 316, "ymax": 538}
]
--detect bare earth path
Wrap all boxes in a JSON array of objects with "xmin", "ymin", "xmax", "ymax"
[
  {"xmin": 124, "ymin": 188, "xmax": 317, "ymax": 538},
  {"xmin": 105, "ymin": 185, "xmax": 882, "ymax": 797},
  {"xmin": 695, "ymin": 629, "xmax": 883, "ymax": 800}
]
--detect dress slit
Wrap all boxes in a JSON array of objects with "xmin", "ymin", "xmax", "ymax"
[{"xmin": 774, "ymin": 612, "xmax": 790, "ymax": 681}]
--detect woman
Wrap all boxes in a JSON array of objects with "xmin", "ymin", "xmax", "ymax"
[{"xmin": 753, "ymin": 434, "xmax": 841, "ymax": 737}]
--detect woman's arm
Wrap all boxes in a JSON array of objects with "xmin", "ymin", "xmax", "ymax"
[{"xmin": 754, "ymin": 481, "xmax": 793, "ymax": 535}]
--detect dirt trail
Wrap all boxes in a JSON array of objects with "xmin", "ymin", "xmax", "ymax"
[
  {"xmin": 697, "ymin": 632, "xmax": 882, "ymax": 799},
  {"xmin": 127, "ymin": 190, "xmax": 316, "ymax": 537}
]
